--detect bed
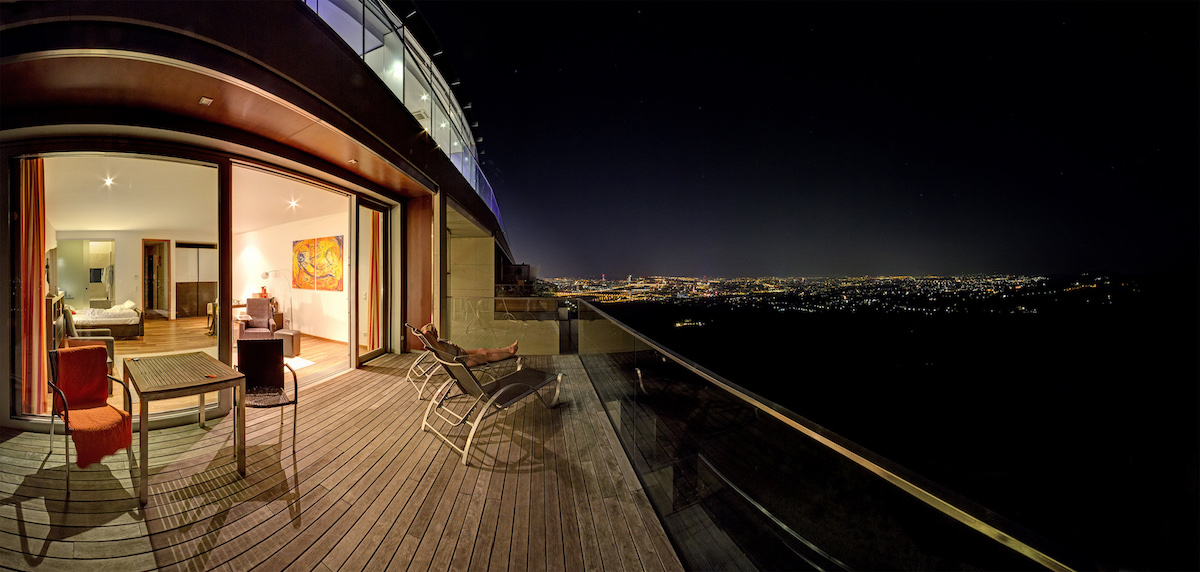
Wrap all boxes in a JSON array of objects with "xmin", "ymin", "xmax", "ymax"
[{"xmin": 70, "ymin": 304, "xmax": 144, "ymax": 339}]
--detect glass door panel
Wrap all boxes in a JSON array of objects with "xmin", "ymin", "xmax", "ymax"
[{"xmin": 357, "ymin": 204, "xmax": 386, "ymax": 362}]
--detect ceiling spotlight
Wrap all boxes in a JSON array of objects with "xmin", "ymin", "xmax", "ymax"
[
  {"xmin": 104, "ymin": 177, "xmax": 114, "ymax": 187},
  {"xmin": 420, "ymin": 93, "xmax": 429, "ymax": 101},
  {"xmin": 347, "ymin": 158, "xmax": 358, "ymax": 164},
  {"xmin": 198, "ymin": 96, "xmax": 214, "ymax": 106},
  {"xmin": 288, "ymin": 199, "xmax": 299, "ymax": 208}
]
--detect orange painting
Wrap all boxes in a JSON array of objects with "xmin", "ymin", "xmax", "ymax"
[
  {"xmin": 313, "ymin": 236, "xmax": 344, "ymax": 291},
  {"xmin": 292, "ymin": 239, "xmax": 315, "ymax": 289}
]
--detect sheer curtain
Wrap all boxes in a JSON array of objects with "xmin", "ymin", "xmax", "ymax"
[{"xmin": 20, "ymin": 157, "xmax": 48, "ymax": 414}]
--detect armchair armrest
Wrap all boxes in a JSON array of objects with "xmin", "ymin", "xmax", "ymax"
[
  {"xmin": 108, "ymin": 375, "xmax": 133, "ymax": 413},
  {"xmin": 76, "ymin": 327, "xmax": 113, "ymax": 337},
  {"xmin": 66, "ymin": 337, "xmax": 115, "ymax": 362}
]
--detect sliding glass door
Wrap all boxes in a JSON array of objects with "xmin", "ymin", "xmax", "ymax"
[{"xmin": 357, "ymin": 203, "xmax": 387, "ymax": 364}]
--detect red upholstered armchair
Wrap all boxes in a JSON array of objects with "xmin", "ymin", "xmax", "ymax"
[{"xmin": 48, "ymin": 345, "xmax": 133, "ymax": 495}]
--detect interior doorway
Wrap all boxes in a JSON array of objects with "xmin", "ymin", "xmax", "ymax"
[{"xmin": 143, "ymin": 239, "xmax": 171, "ymax": 319}]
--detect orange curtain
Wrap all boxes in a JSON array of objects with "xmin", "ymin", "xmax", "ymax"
[
  {"xmin": 368, "ymin": 211, "xmax": 381, "ymax": 349},
  {"xmin": 20, "ymin": 157, "xmax": 48, "ymax": 415}
]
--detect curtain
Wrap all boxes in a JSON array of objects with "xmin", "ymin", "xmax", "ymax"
[
  {"xmin": 20, "ymin": 157, "xmax": 48, "ymax": 415},
  {"xmin": 368, "ymin": 211, "xmax": 381, "ymax": 350}
]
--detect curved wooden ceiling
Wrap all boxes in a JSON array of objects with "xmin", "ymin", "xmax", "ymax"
[{"xmin": 2, "ymin": 50, "xmax": 434, "ymax": 200}]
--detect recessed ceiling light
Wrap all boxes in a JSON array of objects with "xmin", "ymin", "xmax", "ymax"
[
  {"xmin": 104, "ymin": 177, "xmax": 114, "ymax": 187},
  {"xmin": 288, "ymin": 199, "xmax": 299, "ymax": 208},
  {"xmin": 198, "ymin": 96, "xmax": 214, "ymax": 106},
  {"xmin": 347, "ymin": 158, "xmax": 358, "ymax": 164}
]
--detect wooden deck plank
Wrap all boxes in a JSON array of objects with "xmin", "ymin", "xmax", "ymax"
[
  {"xmin": 324, "ymin": 433, "xmax": 435, "ymax": 571},
  {"xmin": 508, "ymin": 397, "xmax": 533, "ymax": 572},
  {"xmin": 446, "ymin": 403, "xmax": 504, "ymax": 572},
  {"xmin": 0, "ymin": 353, "xmax": 682, "ymax": 572},
  {"xmin": 562, "ymin": 421, "xmax": 603, "ymax": 572},
  {"xmin": 362, "ymin": 443, "xmax": 453, "ymax": 571},
  {"xmin": 552, "ymin": 401, "xmax": 585, "ymax": 572},
  {"xmin": 466, "ymin": 498, "xmax": 501, "ymax": 572},
  {"xmin": 487, "ymin": 406, "xmax": 522, "ymax": 572},
  {"xmin": 528, "ymin": 392, "xmax": 551, "ymax": 572}
]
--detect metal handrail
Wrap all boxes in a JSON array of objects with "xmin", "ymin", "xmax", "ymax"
[{"xmin": 577, "ymin": 299, "xmax": 1074, "ymax": 572}]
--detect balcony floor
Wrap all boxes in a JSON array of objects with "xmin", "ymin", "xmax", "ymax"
[{"xmin": 0, "ymin": 353, "xmax": 683, "ymax": 572}]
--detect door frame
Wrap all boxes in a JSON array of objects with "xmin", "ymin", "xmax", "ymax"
[
  {"xmin": 141, "ymin": 238, "xmax": 172, "ymax": 318},
  {"xmin": 355, "ymin": 197, "xmax": 390, "ymax": 365}
]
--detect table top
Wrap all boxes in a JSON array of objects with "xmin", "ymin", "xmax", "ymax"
[{"xmin": 124, "ymin": 352, "xmax": 244, "ymax": 399}]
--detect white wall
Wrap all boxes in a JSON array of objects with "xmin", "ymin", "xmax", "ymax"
[
  {"xmin": 56, "ymin": 229, "xmax": 217, "ymax": 315},
  {"xmin": 233, "ymin": 212, "xmax": 349, "ymax": 343}
]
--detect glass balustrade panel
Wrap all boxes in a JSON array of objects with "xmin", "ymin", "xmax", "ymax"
[{"xmin": 575, "ymin": 300, "xmax": 1076, "ymax": 571}]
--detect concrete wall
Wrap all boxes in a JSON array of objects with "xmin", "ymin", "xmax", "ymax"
[
  {"xmin": 448, "ymin": 236, "xmax": 493, "ymax": 299},
  {"xmin": 444, "ymin": 236, "xmax": 560, "ymax": 355}
]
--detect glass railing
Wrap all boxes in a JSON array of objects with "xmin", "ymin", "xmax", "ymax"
[
  {"xmin": 439, "ymin": 295, "xmax": 1085, "ymax": 570},
  {"xmin": 302, "ymin": 0, "xmax": 503, "ymax": 229},
  {"xmin": 443, "ymin": 296, "xmax": 563, "ymax": 356},
  {"xmin": 574, "ymin": 300, "xmax": 1083, "ymax": 571}
]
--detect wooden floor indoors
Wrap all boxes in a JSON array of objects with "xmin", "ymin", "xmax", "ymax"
[
  {"xmin": 103, "ymin": 317, "xmax": 351, "ymax": 415},
  {"xmin": 0, "ymin": 352, "xmax": 684, "ymax": 572}
]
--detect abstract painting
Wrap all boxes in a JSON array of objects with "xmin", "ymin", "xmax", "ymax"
[
  {"xmin": 292, "ymin": 238, "xmax": 314, "ymax": 289},
  {"xmin": 292, "ymin": 235, "xmax": 343, "ymax": 291},
  {"xmin": 314, "ymin": 236, "xmax": 344, "ymax": 291}
]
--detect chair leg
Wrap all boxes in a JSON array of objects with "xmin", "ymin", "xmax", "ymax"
[
  {"xmin": 462, "ymin": 407, "xmax": 492, "ymax": 466},
  {"xmin": 537, "ymin": 374, "xmax": 565, "ymax": 408},
  {"xmin": 64, "ymin": 429, "xmax": 71, "ymax": 496}
]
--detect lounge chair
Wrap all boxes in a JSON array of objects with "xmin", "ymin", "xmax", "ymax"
[
  {"xmin": 403, "ymin": 323, "xmax": 446, "ymax": 399},
  {"xmin": 422, "ymin": 347, "xmax": 563, "ymax": 465},
  {"xmin": 402, "ymin": 322, "xmax": 514, "ymax": 399}
]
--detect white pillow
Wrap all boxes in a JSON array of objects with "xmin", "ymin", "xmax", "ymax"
[{"xmin": 122, "ymin": 300, "xmax": 137, "ymax": 309}]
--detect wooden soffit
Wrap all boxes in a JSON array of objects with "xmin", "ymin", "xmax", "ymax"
[{"xmin": 2, "ymin": 50, "xmax": 435, "ymax": 200}]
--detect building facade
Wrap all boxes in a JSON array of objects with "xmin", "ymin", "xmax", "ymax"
[{"xmin": 1, "ymin": 0, "xmax": 511, "ymax": 429}]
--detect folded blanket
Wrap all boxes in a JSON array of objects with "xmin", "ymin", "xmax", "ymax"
[
  {"xmin": 68, "ymin": 405, "xmax": 132, "ymax": 468},
  {"xmin": 55, "ymin": 346, "xmax": 131, "ymax": 468}
]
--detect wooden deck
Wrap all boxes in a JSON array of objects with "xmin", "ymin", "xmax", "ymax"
[{"xmin": 0, "ymin": 353, "xmax": 684, "ymax": 572}]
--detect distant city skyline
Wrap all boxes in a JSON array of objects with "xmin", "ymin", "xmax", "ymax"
[{"xmin": 419, "ymin": 2, "xmax": 1198, "ymax": 278}]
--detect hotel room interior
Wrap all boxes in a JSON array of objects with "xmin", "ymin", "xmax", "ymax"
[{"xmin": 43, "ymin": 153, "xmax": 368, "ymax": 415}]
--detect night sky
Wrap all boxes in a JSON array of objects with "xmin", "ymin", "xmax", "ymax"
[{"xmin": 416, "ymin": 1, "xmax": 1198, "ymax": 279}]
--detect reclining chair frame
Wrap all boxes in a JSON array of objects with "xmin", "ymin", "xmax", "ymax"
[
  {"xmin": 422, "ymin": 347, "xmax": 563, "ymax": 465},
  {"xmin": 403, "ymin": 322, "xmax": 509, "ymax": 399}
]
